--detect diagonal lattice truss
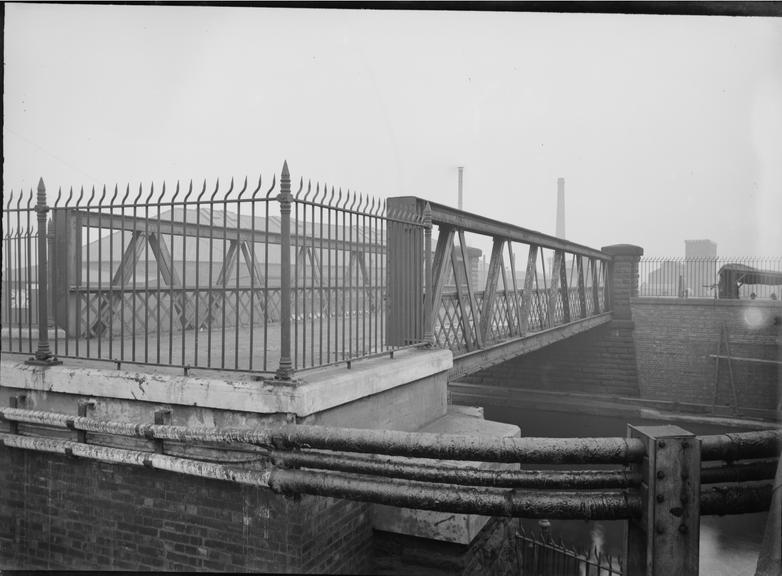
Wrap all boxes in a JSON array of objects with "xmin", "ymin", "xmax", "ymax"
[{"xmin": 425, "ymin": 203, "xmax": 611, "ymax": 355}]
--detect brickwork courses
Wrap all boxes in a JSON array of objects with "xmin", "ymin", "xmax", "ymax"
[
  {"xmin": 632, "ymin": 298, "xmax": 781, "ymax": 411},
  {"xmin": 0, "ymin": 447, "xmax": 372, "ymax": 573}
]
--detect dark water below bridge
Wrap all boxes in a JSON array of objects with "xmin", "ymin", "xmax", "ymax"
[{"xmin": 483, "ymin": 405, "xmax": 768, "ymax": 576}]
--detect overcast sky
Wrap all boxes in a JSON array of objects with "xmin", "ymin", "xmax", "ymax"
[{"xmin": 4, "ymin": 4, "xmax": 782, "ymax": 257}]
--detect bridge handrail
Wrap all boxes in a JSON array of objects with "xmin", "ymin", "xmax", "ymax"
[{"xmin": 395, "ymin": 196, "xmax": 610, "ymax": 261}]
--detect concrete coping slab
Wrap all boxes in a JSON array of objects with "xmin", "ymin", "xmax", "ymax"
[{"xmin": 0, "ymin": 347, "xmax": 453, "ymax": 418}]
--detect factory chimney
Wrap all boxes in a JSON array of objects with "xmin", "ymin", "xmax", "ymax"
[
  {"xmin": 458, "ymin": 166, "xmax": 464, "ymax": 210},
  {"xmin": 556, "ymin": 177, "xmax": 566, "ymax": 239}
]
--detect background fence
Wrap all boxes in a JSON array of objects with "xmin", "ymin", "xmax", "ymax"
[{"xmin": 639, "ymin": 256, "xmax": 782, "ymax": 300}]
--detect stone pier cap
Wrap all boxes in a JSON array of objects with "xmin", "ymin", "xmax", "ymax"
[{"xmin": 601, "ymin": 244, "xmax": 644, "ymax": 258}]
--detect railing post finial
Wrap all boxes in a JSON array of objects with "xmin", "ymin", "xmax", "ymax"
[
  {"xmin": 276, "ymin": 160, "xmax": 294, "ymax": 380},
  {"xmin": 27, "ymin": 178, "xmax": 62, "ymax": 366}
]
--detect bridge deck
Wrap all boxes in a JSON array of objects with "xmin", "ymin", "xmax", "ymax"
[
  {"xmin": 449, "ymin": 312, "xmax": 612, "ymax": 380},
  {"xmin": 3, "ymin": 311, "xmax": 611, "ymax": 378}
]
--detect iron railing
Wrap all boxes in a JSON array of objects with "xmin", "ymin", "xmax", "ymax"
[
  {"xmin": 516, "ymin": 524, "xmax": 622, "ymax": 576},
  {"xmin": 2, "ymin": 163, "xmax": 427, "ymax": 375},
  {"xmin": 387, "ymin": 198, "xmax": 612, "ymax": 357},
  {"xmin": 638, "ymin": 256, "xmax": 782, "ymax": 299}
]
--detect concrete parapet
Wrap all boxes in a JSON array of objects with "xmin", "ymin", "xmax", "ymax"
[{"xmin": 0, "ymin": 347, "xmax": 452, "ymax": 431}]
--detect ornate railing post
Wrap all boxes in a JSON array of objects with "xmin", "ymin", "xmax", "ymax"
[
  {"xmin": 625, "ymin": 424, "xmax": 700, "ymax": 575},
  {"xmin": 27, "ymin": 178, "xmax": 61, "ymax": 366},
  {"xmin": 275, "ymin": 161, "xmax": 294, "ymax": 380},
  {"xmin": 423, "ymin": 202, "xmax": 434, "ymax": 346}
]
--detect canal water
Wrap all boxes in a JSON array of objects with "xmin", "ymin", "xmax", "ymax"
[{"xmin": 483, "ymin": 405, "xmax": 768, "ymax": 576}]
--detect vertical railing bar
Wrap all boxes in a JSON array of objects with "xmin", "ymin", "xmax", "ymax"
[
  {"xmin": 293, "ymin": 193, "xmax": 300, "ymax": 369},
  {"xmin": 119, "ymin": 189, "xmax": 127, "ymax": 363},
  {"xmin": 179, "ymin": 188, "xmax": 187, "ymax": 367},
  {"xmin": 401, "ymin": 211, "xmax": 409, "ymax": 349},
  {"xmin": 143, "ymin": 185, "xmax": 152, "ymax": 363},
  {"xmin": 97, "ymin": 189, "xmax": 105, "ymax": 359},
  {"xmin": 263, "ymin": 186, "xmax": 270, "ymax": 372},
  {"xmin": 248, "ymin": 185, "xmax": 257, "ymax": 372},
  {"xmin": 234, "ymin": 188, "xmax": 241, "ymax": 370},
  {"xmin": 107, "ymin": 190, "xmax": 114, "ymax": 361},
  {"xmin": 318, "ymin": 189, "xmax": 324, "ymax": 365},
  {"xmin": 129, "ymin": 187, "xmax": 137, "ymax": 362},
  {"xmin": 86, "ymin": 190, "xmax": 95, "ymax": 359},
  {"xmin": 413, "ymin": 213, "xmax": 418, "ymax": 346},
  {"xmin": 72, "ymin": 191, "xmax": 82, "ymax": 358},
  {"xmin": 194, "ymin": 183, "xmax": 203, "ymax": 367},
  {"xmin": 341, "ymin": 194, "xmax": 346, "ymax": 360},
  {"xmin": 207, "ymin": 182, "xmax": 215, "ymax": 368},
  {"xmin": 221, "ymin": 184, "xmax": 229, "ymax": 370},
  {"xmin": 310, "ymin": 193, "xmax": 316, "ymax": 367},
  {"xmin": 155, "ymin": 188, "xmax": 163, "ymax": 364},
  {"xmin": 326, "ymin": 190, "xmax": 332, "ymax": 364},
  {"xmin": 169, "ymin": 187, "xmax": 176, "ymax": 365},
  {"xmin": 25, "ymin": 197, "xmax": 33, "ymax": 351}
]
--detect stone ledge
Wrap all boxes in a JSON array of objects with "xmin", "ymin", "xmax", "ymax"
[{"xmin": 0, "ymin": 348, "xmax": 453, "ymax": 418}]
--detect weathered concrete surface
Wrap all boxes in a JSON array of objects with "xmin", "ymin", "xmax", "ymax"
[
  {"xmin": 372, "ymin": 408, "xmax": 521, "ymax": 544},
  {"xmin": 0, "ymin": 348, "xmax": 451, "ymax": 423}
]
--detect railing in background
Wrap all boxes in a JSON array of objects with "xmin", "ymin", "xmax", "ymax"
[
  {"xmin": 387, "ymin": 197, "xmax": 612, "ymax": 355},
  {"xmin": 516, "ymin": 524, "xmax": 622, "ymax": 575},
  {"xmin": 2, "ymin": 162, "xmax": 427, "ymax": 377},
  {"xmin": 639, "ymin": 256, "xmax": 782, "ymax": 300}
]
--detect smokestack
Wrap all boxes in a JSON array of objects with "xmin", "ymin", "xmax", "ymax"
[
  {"xmin": 556, "ymin": 177, "xmax": 565, "ymax": 239},
  {"xmin": 458, "ymin": 166, "xmax": 464, "ymax": 210}
]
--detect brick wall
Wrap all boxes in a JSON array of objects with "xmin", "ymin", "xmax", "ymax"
[
  {"xmin": 632, "ymin": 298, "xmax": 781, "ymax": 411},
  {"xmin": 0, "ymin": 446, "xmax": 372, "ymax": 573},
  {"xmin": 373, "ymin": 518, "xmax": 520, "ymax": 576},
  {"xmin": 459, "ymin": 321, "xmax": 639, "ymax": 397}
]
